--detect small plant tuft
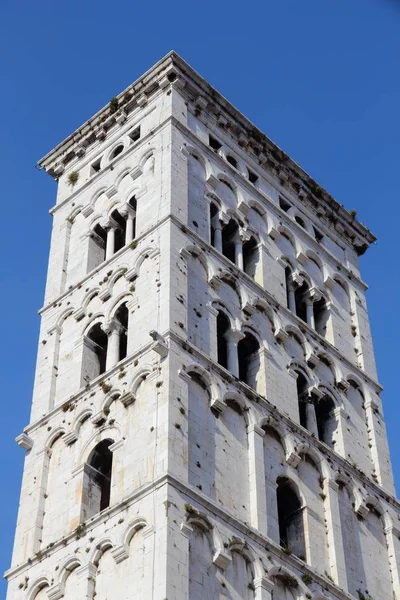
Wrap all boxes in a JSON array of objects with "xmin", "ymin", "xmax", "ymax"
[
  {"xmin": 109, "ymin": 97, "xmax": 119, "ymax": 114},
  {"xmin": 68, "ymin": 171, "xmax": 79, "ymax": 187},
  {"xmin": 301, "ymin": 573, "xmax": 313, "ymax": 585}
]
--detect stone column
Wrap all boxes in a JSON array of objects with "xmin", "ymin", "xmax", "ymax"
[
  {"xmin": 235, "ymin": 237, "xmax": 243, "ymax": 270},
  {"xmin": 306, "ymin": 299, "xmax": 315, "ymax": 329},
  {"xmin": 104, "ymin": 320, "xmax": 124, "ymax": 371},
  {"xmin": 226, "ymin": 330, "xmax": 243, "ymax": 377},
  {"xmin": 212, "ymin": 217, "xmax": 222, "ymax": 252},
  {"xmin": 105, "ymin": 224, "xmax": 115, "ymax": 260},
  {"xmin": 247, "ymin": 424, "xmax": 267, "ymax": 535},
  {"xmin": 324, "ymin": 479, "xmax": 348, "ymax": 589},
  {"xmin": 122, "ymin": 205, "xmax": 136, "ymax": 245},
  {"xmin": 305, "ymin": 399, "xmax": 319, "ymax": 437},
  {"xmin": 253, "ymin": 577, "xmax": 274, "ymax": 600},
  {"xmin": 74, "ymin": 563, "xmax": 97, "ymax": 600}
]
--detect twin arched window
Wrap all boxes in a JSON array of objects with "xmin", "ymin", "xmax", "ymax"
[
  {"xmin": 89, "ymin": 196, "xmax": 137, "ymax": 272},
  {"xmin": 295, "ymin": 369, "xmax": 336, "ymax": 448},
  {"xmin": 216, "ymin": 310, "xmax": 261, "ymax": 390},
  {"xmin": 83, "ymin": 303, "xmax": 129, "ymax": 383},
  {"xmin": 276, "ymin": 476, "xmax": 306, "ymax": 560},
  {"xmin": 209, "ymin": 206, "xmax": 259, "ymax": 279}
]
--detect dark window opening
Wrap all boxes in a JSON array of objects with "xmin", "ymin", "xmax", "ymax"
[
  {"xmin": 296, "ymin": 372, "xmax": 308, "ymax": 429},
  {"xmin": 243, "ymin": 237, "xmax": 258, "ymax": 279},
  {"xmin": 279, "ymin": 197, "xmax": 291, "ymax": 212},
  {"xmin": 285, "ymin": 266, "xmax": 293, "ymax": 310},
  {"xmin": 110, "ymin": 145, "xmax": 124, "ymax": 161},
  {"xmin": 222, "ymin": 219, "xmax": 238, "ymax": 264},
  {"xmin": 85, "ymin": 439, "xmax": 113, "ymax": 516},
  {"xmin": 128, "ymin": 196, "xmax": 137, "ymax": 240},
  {"xmin": 315, "ymin": 395, "xmax": 335, "ymax": 447},
  {"xmin": 217, "ymin": 311, "xmax": 230, "ymax": 369},
  {"xmin": 129, "ymin": 126, "xmax": 141, "ymax": 143},
  {"xmin": 295, "ymin": 215, "xmax": 306, "ymax": 229},
  {"xmin": 210, "ymin": 202, "xmax": 219, "ymax": 247},
  {"xmin": 226, "ymin": 155, "xmax": 238, "ymax": 169},
  {"xmin": 276, "ymin": 477, "xmax": 305, "ymax": 560},
  {"xmin": 111, "ymin": 209, "xmax": 127, "ymax": 253},
  {"xmin": 209, "ymin": 135, "xmax": 222, "ymax": 151},
  {"xmin": 314, "ymin": 298, "xmax": 328, "ymax": 337},
  {"xmin": 115, "ymin": 302, "xmax": 128, "ymax": 361},
  {"xmin": 91, "ymin": 158, "xmax": 102, "ymax": 174},
  {"xmin": 313, "ymin": 227, "xmax": 324, "ymax": 243},
  {"xmin": 238, "ymin": 333, "xmax": 260, "ymax": 388},
  {"xmin": 294, "ymin": 282, "xmax": 309, "ymax": 323},
  {"xmin": 248, "ymin": 169, "xmax": 258, "ymax": 184},
  {"xmin": 86, "ymin": 323, "xmax": 108, "ymax": 376}
]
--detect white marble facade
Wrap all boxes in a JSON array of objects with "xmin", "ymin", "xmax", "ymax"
[{"xmin": 5, "ymin": 52, "xmax": 400, "ymax": 600}]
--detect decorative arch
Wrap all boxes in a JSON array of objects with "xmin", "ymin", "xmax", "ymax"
[
  {"xmin": 55, "ymin": 307, "xmax": 75, "ymax": 330},
  {"xmin": 138, "ymin": 147, "xmax": 156, "ymax": 171},
  {"xmin": 297, "ymin": 442, "xmax": 332, "ymax": 480},
  {"xmin": 57, "ymin": 556, "xmax": 82, "ymax": 589},
  {"xmin": 89, "ymin": 536, "xmax": 116, "ymax": 565},
  {"xmin": 27, "ymin": 577, "xmax": 50, "ymax": 600},
  {"xmin": 44, "ymin": 427, "xmax": 66, "ymax": 451},
  {"xmin": 78, "ymin": 425, "xmax": 122, "ymax": 467}
]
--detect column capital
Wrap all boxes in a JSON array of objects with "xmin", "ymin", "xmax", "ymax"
[
  {"xmin": 103, "ymin": 319, "xmax": 125, "ymax": 336},
  {"xmin": 247, "ymin": 423, "xmax": 265, "ymax": 437}
]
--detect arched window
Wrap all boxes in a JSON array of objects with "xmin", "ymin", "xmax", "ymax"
[
  {"xmin": 110, "ymin": 144, "xmax": 124, "ymax": 161},
  {"xmin": 238, "ymin": 333, "xmax": 260, "ymax": 389},
  {"xmin": 88, "ymin": 223, "xmax": 107, "ymax": 272},
  {"xmin": 242, "ymin": 236, "xmax": 258, "ymax": 279},
  {"xmin": 110, "ymin": 208, "xmax": 127, "ymax": 254},
  {"xmin": 294, "ymin": 281, "xmax": 309, "ymax": 323},
  {"xmin": 296, "ymin": 371, "xmax": 308, "ymax": 429},
  {"xmin": 222, "ymin": 219, "xmax": 239, "ymax": 264},
  {"xmin": 217, "ymin": 311, "xmax": 230, "ymax": 369},
  {"xmin": 83, "ymin": 323, "xmax": 108, "ymax": 383},
  {"xmin": 315, "ymin": 395, "xmax": 336, "ymax": 447},
  {"xmin": 276, "ymin": 477, "xmax": 305, "ymax": 560},
  {"xmin": 285, "ymin": 266, "xmax": 293, "ymax": 310},
  {"xmin": 81, "ymin": 439, "xmax": 114, "ymax": 520},
  {"xmin": 209, "ymin": 202, "xmax": 219, "ymax": 248},
  {"xmin": 314, "ymin": 297, "xmax": 328, "ymax": 336},
  {"xmin": 114, "ymin": 302, "xmax": 128, "ymax": 361},
  {"xmin": 127, "ymin": 195, "xmax": 137, "ymax": 242}
]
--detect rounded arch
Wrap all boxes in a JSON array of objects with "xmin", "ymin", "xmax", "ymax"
[
  {"xmin": 129, "ymin": 366, "xmax": 154, "ymax": 396},
  {"xmin": 27, "ymin": 577, "xmax": 50, "ymax": 600},
  {"xmin": 183, "ymin": 363, "xmax": 220, "ymax": 405},
  {"xmin": 58, "ymin": 556, "xmax": 82, "ymax": 588},
  {"xmin": 180, "ymin": 244, "xmax": 210, "ymax": 277},
  {"xmin": 185, "ymin": 512, "xmax": 225, "ymax": 561},
  {"xmin": 222, "ymin": 391, "xmax": 250, "ymax": 424},
  {"xmin": 259, "ymin": 417, "xmax": 297, "ymax": 460},
  {"xmin": 211, "ymin": 301, "xmax": 236, "ymax": 329},
  {"xmin": 122, "ymin": 517, "xmax": 148, "ymax": 547},
  {"xmin": 108, "ymin": 292, "xmax": 133, "ymax": 321},
  {"xmin": 45, "ymin": 427, "xmax": 66, "ymax": 451},
  {"xmin": 138, "ymin": 147, "xmax": 156, "ymax": 171},
  {"xmin": 89, "ymin": 536, "xmax": 116, "ymax": 565},
  {"xmin": 71, "ymin": 408, "xmax": 93, "ymax": 437},
  {"xmin": 81, "ymin": 313, "xmax": 105, "ymax": 337},
  {"xmin": 101, "ymin": 389, "xmax": 123, "ymax": 413},
  {"xmin": 55, "ymin": 307, "xmax": 75, "ymax": 330},
  {"xmin": 297, "ymin": 443, "xmax": 332, "ymax": 480},
  {"xmin": 132, "ymin": 245, "xmax": 159, "ymax": 275},
  {"xmin": 333, "ymin": 273, "xmax": 350, "ymax": 296},
  {"xmin": 306, "ymin": 249, "xmax": 323, "ymax": 269},
  {"xmin": 315, "ymin": 352, "xmax": 341, "ymax": 384},
  {"xmin": 78, "ymin": 427, "xmax": 121, "ymax": 467},
  {"xmin": 82, "ymin": 288, "xmax": 101, "ymax": 312},
  {"xmin": 268, "ymin": 565, "xmax": 306, "ymax": 594},
  {"xmin": 185, "ymin": 144, "xmax": 212, "ymax": 177},
  {"xmin": 216, "ymin": 172, "xmax": 237, "ymax": 193},
  {"xmin": 288, "ymin": 360, "xmax": 314, "ymax": 385},
  {"xmin": 89, "ymin": 186, "xmax": 108, "ymax": 210},
  {"xmin": 115, "ymin": 168, "xmax": 134, "ymax": 188},
  {"xmin": 346, "ymin": 373, "xmax": 366, "ymax": 392}
]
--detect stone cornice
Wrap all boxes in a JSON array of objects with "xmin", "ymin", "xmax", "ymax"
[{"xmin": 37, "ymin": 51, "xmax": 375, "ymax": 253}]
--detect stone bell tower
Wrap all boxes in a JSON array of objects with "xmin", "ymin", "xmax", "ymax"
[{"xmin": 5, "ymin": 52, "xmax": 400, "ymax": 600}]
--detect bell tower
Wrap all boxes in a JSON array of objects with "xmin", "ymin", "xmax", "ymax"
[{"xmin": 5, "ymin": 52, "xmax": 400, "ymax": 600}]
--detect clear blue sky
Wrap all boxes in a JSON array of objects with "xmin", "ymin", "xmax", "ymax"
[{"xmin": 1, "ymin": 0, "xmax": 399, "ymax": 592}]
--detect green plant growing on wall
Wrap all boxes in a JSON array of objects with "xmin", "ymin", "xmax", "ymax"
[{"xmin": 68, "ymin": 171, "xmax": 79, "ymax": 187}]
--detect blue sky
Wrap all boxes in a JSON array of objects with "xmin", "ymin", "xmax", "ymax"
[{"xmin": 1, "ymin": 0, "xmax": 399, "ymax": 592}]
